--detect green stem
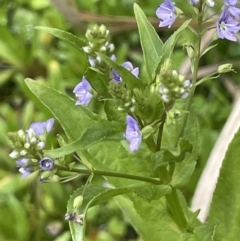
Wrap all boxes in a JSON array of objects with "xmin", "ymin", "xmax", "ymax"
[
  {"xmin": 56, "ymin": 164, "xmax": 162, "ymax": 185},
  {"xmin": 175, "ymin": 6, "xmax": 203, "ymax": 145}
]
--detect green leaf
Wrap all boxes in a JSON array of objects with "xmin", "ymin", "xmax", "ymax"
[
  {"xmin": 163, "ymin": 19, "xmax": 192, "ymax": 59},
  {"xmin": 66, "ymin": 186, "xmax": 106, "ymax": 241},
  {"xmin": 114, "ymin": 195, "xmax": 182, "ymax": 241},
  {"xmin": 35, "ymin": 26, "xmax": 86, "ymax": 51},
  {"xmin": 85, "ymin": 67, "xmax": 109, "ymax": 94},
  {"xmin": 171, "ymin": 153, "xmax": 196, "ymax": 188},
  {"xmin": 201, "ymin": 43, "xmax": 218, "ymax": 57},
  {"xmin": 104, "ymin": 99, "xmax": 126, "ymax": 122},
  {"xmin": 164, "ymin": 138, "xmax": 193, "ymax": 162},
  {"xmin": 98, "ymin": 53, "xmax": 143, "ymax": 89},
  {"xmin": 208, "ymin": 129, "xmax": 240, "ymax": 240},
  {"xmin": 134, "ymin": 3, "xmax": 163, "ymax": 80},
  {"xmin": 67, "ymin": 185, "xmax": 147, "ymax": 241},
  {"xmin": 44, "ymin": 120, "xmax": 124, "ymax": 158},
  {"xmin": 81, "ymin": 140, "xmax": 155, "ymax": 187},
  {"xmin": 133, "ymin": 184, "xmax": 171, "ymax": 201},
  {"xmin": 193, "ymin": 224, "xmax": 216, "ymax": 241}
]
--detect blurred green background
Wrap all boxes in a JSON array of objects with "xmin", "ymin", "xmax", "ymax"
[{"xmin": 0, "ymin": 0, "xmax": 239, "ymax": 240}]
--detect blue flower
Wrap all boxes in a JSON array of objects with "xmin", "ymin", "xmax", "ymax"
[
  {"xmin": 73, "ymin": 76, "xmax": 93, "ymax": 106},
  {"xmin": 124, "ymin": 115, "xmax": 142, "ymax": 151},
  {"xmin": 16, "ymin": 158, "xmax": 32, "ymax": 178},
  {"xmin": 217, "ymin": 8, "xmax": 240, "ymax": 41},
  {"xmin": 224, "ymin": 0, "xmax": 240, "ymax": 18},
  {"xmin": 189, "ymin": 0, "xmax": 199, "ymax": 5},
  {"xmin": 156, "ymin": 0, "xmax": 177, "ymax": 28},
  {"xmin": 112, "ymin": 61, "xmax": 139, "ymax": 83},
  {"xmin": 39, "ymin": 157, "xmax": 54, "ymax": 171},
  {"xmin": 29, "ymin": 118, "xmax": 55, "ymax": 136}
]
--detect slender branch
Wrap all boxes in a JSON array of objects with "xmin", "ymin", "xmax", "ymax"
[
  {"xmin": 55, "ymin": 164, "xmax": 162, "ymax": 185},
  {"xmin": 176, "ymin": 4, "xmax": 203, "ymax": 144}
]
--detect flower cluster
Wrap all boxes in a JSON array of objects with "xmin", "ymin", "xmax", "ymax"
[
  {"xmin": 217, "ymin": 1, "xmax": 240, "ymax": 41},
  {"xmin": 8, "ymin": 118, "xmax": 55, "ymax": 178},
  {"xmin": 82, "ymin": 24, "xmax": 115, "ymax": 68},
  {"xmin": 157, "ymin": 59, "xmax": 191, "ymax": 103}
]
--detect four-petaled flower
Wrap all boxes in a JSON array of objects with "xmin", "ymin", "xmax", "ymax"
[
  {"xmin": 112, "ymin": 61, "xmax": 139, "ymax": 83},
  {"xmin": 124, "ymin": 115, "xmax": 142, "ymax": 152},
  {"xmin": 156, "ymin": 0, "xmax": 177, "ymax": 28},
  {"xmin": 29, "ymin": 118, "xmax": 55, "ymax": 136},
  {"xmin": 217, "ymin": 8, "xmax": 240, "ymax": 41},
  {"xmin": 73, "ymin": 76, "xmax": 93, "ymax": 106}
]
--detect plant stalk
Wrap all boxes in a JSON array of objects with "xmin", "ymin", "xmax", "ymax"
[{"xmin": 56, "ymin": 164, "xmax": 162, "ymax": 185}]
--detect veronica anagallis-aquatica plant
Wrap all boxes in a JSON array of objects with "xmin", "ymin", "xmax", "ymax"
[{"xmin": 8, "ymin": 1, "xmax": 240, "ymax": 240}]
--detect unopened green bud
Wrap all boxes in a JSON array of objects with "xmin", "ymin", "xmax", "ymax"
[
  {"xmin": 9, "ymin": 150, "xmax": 20, "ymax": 159},
  {"xmin": 218, "ymin": 63, "xmax": 234, "ymax": 73},
  {"xmin": 161, "ymin": 59, "xmax": 172, "ymax": 73},
  {"xmin": 20, "ymin": 150, "xmax": 27, "ymax": 156},
  {"xmin": 36, "ymin": 141, "xmax": 45, "ymax": 150},
  {"xmin": 24, "ymin": 143, "xmax": 30, "ymax": 149},
  {"xmin": 51, "ymin": 175, "xmax": 60, "ymax": 182},
  {"xmin": 40, "ymin": 170, "xmax": 53, "ymax": 181},
  {"xmin": 183, "ymin": 42, "xmax": 195, "ymax": 59},
  {"xmin": 73, "ymin": 195, "xmax": 83, "ymax": 209},
  {"xmin": 99, "ymin": 24, "xmax": 107, "ymax": 35}
]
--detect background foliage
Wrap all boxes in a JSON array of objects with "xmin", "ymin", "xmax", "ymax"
[{"xmin": 1, "ymin": 0, "xmax": 239, "ymax": 240}]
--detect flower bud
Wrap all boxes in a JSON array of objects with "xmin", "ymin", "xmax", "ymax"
[
  {"xmin": 9, "ymin": 150, "xmax": 20, "ymax": 159},
  {"xmin": 17, "ymin": 130, "xmax": 25, "ymax": 140},
  {"xmin": 24, "ymin": 143, "xmax": 31, "ymax": 149},
  {"xmin": 218, "ymin": 63, "xmax": 234, "ymax": 73},
  {"xmin": 73, "ymin": 195, "xmax": 84, "ymax": 209},
  {"xmin": 20, "ymin": 150, "xmax": 27, "ymax": 156},
  {"xmin": 206, "ymin": 0, "xmax": 215, "ymax": 7},
  {"xmin": 36, "ymin": 141, "xmax": 45, "ymax": 150}
]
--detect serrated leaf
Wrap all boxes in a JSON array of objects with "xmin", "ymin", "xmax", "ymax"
[
  {"xmin": 164, "ymin": 138, "xmax": 193, "ymax": 162},
  {"xmin": 35, "ymin": 26, "xmax": 86, "ymax": 52},
  {"xmin": 134, "ymin": 3, "xmax": 163, "ymax": 80},
  {"xmin": 98, "ymin": 53, "xmax": 143, "ymax": 89},
  {"xmin": 115, "ymin": 195, "xmax": 182, "ymax": 241},
  {"xmin": 208, "ymin": 129, "xmax": 240, "ymax": 240},
  {"xmin": 193, "ymin": 224, "xmax": 216, "ymax": 241},
  {"xmin": 171, "ymin": 153, "xmax": 197, "ymax": 188},
  {"xmin": 133, "ymin": 184, "xmax": 171, "ymax": 201}
]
